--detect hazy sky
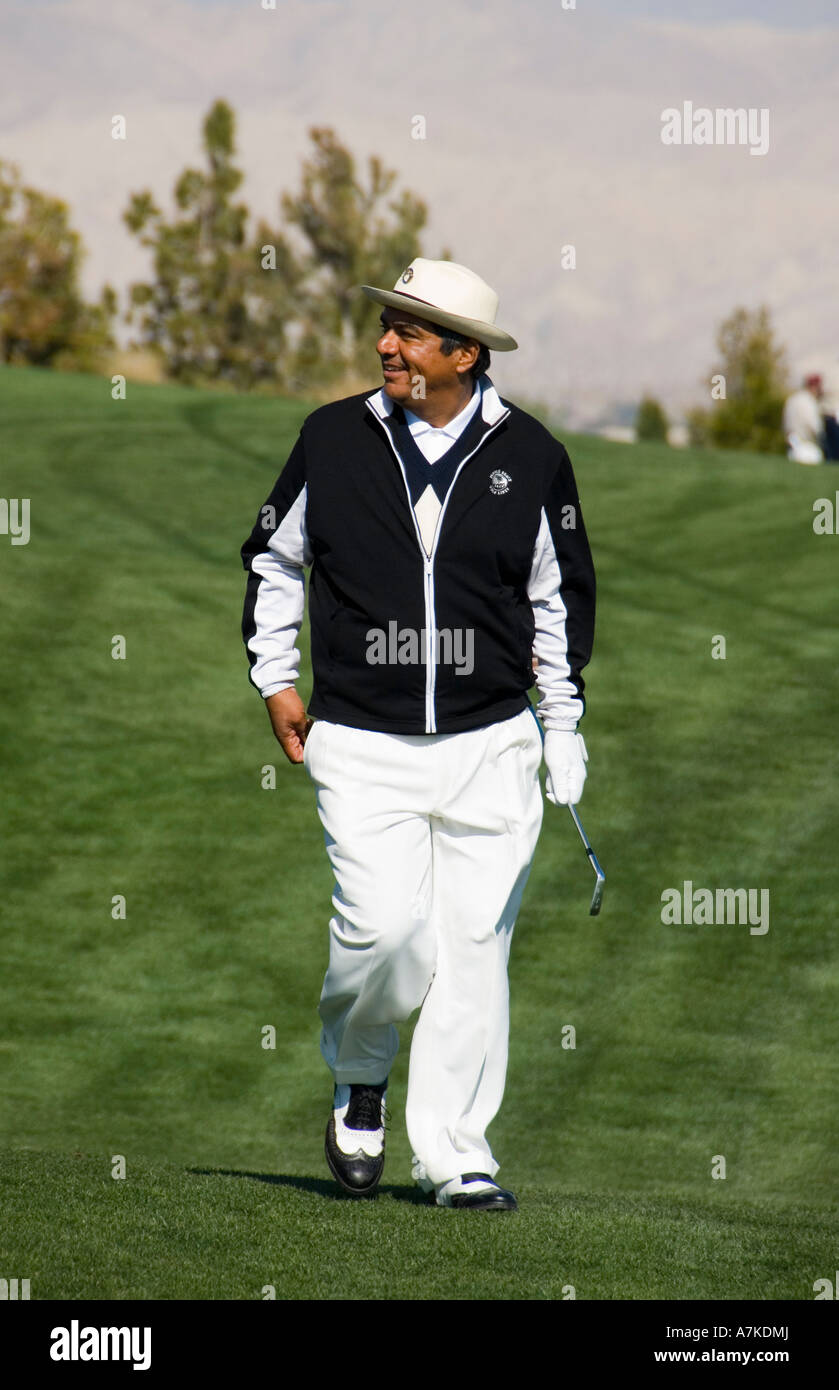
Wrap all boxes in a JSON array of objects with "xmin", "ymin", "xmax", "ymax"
[
  {"xmin": 160, "ymin": 0, "xmax": 839, "ymax": 26},
  {"xmin": 2, "ymin": 0, "xmax": 837, "ymax": 424},
  {"xmin": 596, "ymin": 0, "xmax": 837, "ymax": 25}
]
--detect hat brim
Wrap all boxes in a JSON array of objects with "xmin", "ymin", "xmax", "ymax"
[{"xmin": 360, "ymin": 285, "xmax": 518, "ymax": 351}]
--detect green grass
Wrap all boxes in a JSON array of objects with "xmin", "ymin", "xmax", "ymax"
[
  {"xmin": 1, "ymin": 1152, "xmax": 830, "ymax": 1301},
  {"xmin": 1, "ymin": 364, "xmax": 838, "ymax": 1300}
]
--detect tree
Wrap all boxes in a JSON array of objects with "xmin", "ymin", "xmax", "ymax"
[
  {"xmin": 124, "ymin": 100, "xmax": 304, "ymax": 390},
  {"xmin": 636, "ymin": 395, "xmax": 669, "ymax": 443},
  {"xmin": 280, "ymin": 126, "xmax": 446, "ymax": 392},
  {"xmin": 692, "ymin": 306, "xmax": 789, "ymax": 454},
  {"xmin": 124, "ymin": 105, "xmax": 442, "ymax": 395},
  {"xmin": 0, "ymin": 159, "xmax": 115, "ymax": 371}
]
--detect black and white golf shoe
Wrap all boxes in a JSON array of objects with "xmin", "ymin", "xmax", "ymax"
[
  {"xmin": 324, "ymin": 1081, "xmax": 387, "ymax": 1198},
  {"xmin": 432, "ymin": 1172, "xmax": 518, "ymax": 1211}
]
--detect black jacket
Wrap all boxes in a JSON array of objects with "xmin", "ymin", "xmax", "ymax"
[{"xmin": 241, "ymin": 376, "xmax": 595, "ymax": 735}]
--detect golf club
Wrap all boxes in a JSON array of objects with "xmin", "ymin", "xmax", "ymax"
[
  {"xmin": 567, "ymin": 802, "xmax": 606, "ymax": 916},
  {"xmin": 529, "ymin": 707, "xmax": 606, "ymax": 914}
]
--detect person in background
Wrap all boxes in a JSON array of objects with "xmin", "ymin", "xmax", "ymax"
[
  {"xmin": 820, "ymin": 371, "xmax": 839, "ymax": 462},
  {"xmin": 782, "ymin": 374, "xmax": 825, "ymax": 464}
]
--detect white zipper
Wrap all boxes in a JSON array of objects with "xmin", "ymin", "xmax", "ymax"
[
  {"xmin": 423, "ymin": 559, "xmax": 435, "ymax": 729},
  {"xmin": 366, "ymin": 399, "xmax": 511, "ymax": 732}
]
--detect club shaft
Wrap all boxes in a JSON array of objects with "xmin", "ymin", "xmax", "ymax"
[
  {"xmin": 568, "ymin": 803, "xmax": 606, "ymax": 884},
  {"xmin": 529, "ymin": 709, "xmax": 606, "ymax": 906}
]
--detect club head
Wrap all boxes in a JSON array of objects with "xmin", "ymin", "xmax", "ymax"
[{"xmin": 589, "ymin": 870, "xmax": 605, "ymax": 916}]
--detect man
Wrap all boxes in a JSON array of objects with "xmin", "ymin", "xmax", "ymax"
[
  {"xmin": 819, "ymin": 370, "xmax": 839, "ymax": 463},
  {"xmin": 241, "ymin": 258, "xmax": 595, "ymax": 1211},
  {"xmin": 783, "ymin": 373, "xmax": 826, "ymax": 464}
]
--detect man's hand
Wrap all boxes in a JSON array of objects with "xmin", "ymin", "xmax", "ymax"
[
  {"xmin": 543, "ymin": 729, "xmax": 588, "ymax": 806},
  {"xmin": 265, "ymin": 687, "xmax": 312, "ymax": 764}
]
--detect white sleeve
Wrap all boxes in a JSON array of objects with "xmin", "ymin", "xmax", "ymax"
[
  {"xmin": 527, "ymin": 507, "xmax": 584, "ymax": 731},
  {"xmin": 242, "ymin": 483, "xmax": 312, "ymax": 697}
]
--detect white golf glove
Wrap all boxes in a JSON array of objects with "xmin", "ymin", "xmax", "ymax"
[{"xmin": 543, "ymin": 729, "xmax": 588, "ymax": 806}]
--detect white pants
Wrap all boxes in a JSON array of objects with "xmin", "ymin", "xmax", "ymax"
[
  {"xmin": 787, "ymin": 435, "xmax": 823, "ymax": 464},
  {"xmin": 303, "ymin": 706, "xmax": 544, "ymax": 1187}
]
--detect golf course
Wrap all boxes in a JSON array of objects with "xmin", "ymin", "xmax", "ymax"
[{"xmin": 1, "ymin": 364, "xmax": 837, "ymax": 1300}]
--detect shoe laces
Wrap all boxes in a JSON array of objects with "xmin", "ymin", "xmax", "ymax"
[{"xmin": 345, "ymin": 1083, "xmax": 386, "ymax": 1132}]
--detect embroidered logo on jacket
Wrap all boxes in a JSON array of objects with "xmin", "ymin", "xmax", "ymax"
[{"xmin": 489, "ymin": 469, "xmax": 511, "ymax": 495}]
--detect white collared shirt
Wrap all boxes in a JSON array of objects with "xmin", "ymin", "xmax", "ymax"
[
  {"xmin": 782, "ymin": 387, "xmax": 823, "ymax": 445},
  {"xmin": 402, "ymin": 381, "xmax": 482, "ymax": 462}
]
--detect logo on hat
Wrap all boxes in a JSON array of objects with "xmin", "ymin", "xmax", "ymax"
[
  {"xmin": 401, "ymin": 268, "xmax": 414, "ymax": 283},
  {"xmin": 489, "ymin": 470, "xmax": 511, "ymax": 495}
]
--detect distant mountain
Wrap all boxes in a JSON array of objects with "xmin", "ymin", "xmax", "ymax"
[{"xmin": 1, "ymin": 0, "xmax": 836, "ymax": 417}]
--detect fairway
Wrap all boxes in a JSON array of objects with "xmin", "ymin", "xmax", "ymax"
[{"xmin": 1, "ymin": 366, "xmax": 837, "ymax": 1300}]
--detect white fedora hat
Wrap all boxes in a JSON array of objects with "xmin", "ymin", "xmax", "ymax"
[{"xmin": 360, "ymin": 257, "xmax": 518, "ymax": 351}]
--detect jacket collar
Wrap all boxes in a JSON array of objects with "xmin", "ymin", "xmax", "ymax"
[{"xmin": 365, "ymin": 374, "xmax": 509, "ymax": 428}]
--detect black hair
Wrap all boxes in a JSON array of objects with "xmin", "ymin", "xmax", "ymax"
[{"xmin": 436, "ymin": 326, "xmax": 491, "ymax": 383}]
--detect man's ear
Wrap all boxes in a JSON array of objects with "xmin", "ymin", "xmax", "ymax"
[{"xmin": 457, "ymin": 340, "xmax": 480, "ymax": 376}]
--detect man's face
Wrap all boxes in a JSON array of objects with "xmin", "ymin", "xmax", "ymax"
[{"xmin": 376, "ymin": 306, "xmax": 478, "ymax": 403}]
